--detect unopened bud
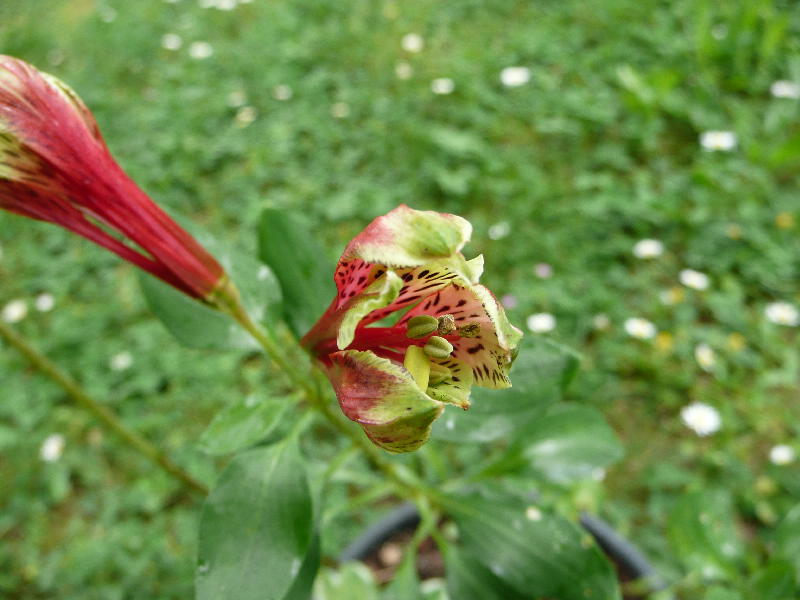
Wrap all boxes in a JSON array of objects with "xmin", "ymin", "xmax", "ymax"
[
  {"xmin": 437, "ymin": 314, "xmax": 456, "ymax": 335},
  {"xmin": 457, "ymin": 323, "xmax": 481, "ymax": 338},
  {"xmin": 406, "ymin": 315, "xmax": 439, "ymax": 339},
  {"xmin": 423, "ymin": 335, "xmax": 453, "ymax": 359},
  {"xmin": 428, "ymin": 363, "xmax": 452, "ymax": 385}
]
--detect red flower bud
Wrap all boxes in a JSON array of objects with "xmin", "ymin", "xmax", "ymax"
[{"xmin": 0, "ymin": 56, "xmax": 233, "ymax": 307}]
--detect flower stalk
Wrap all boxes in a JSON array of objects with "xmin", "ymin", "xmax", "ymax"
[{"xmin": 0, "ymin": 319, "xmax": 208, "ymax": 495}]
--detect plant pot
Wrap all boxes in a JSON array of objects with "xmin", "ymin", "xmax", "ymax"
[{"xmin": 340, "ymin": 503, "xmax": 670, "ymax": 599}]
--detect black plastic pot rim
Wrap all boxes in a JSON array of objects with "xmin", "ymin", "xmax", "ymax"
[{"xmin": 339, "ymin": 503, "xmax": 671, "ymax": 597}]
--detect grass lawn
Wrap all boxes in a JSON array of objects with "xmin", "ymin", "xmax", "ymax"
[{"xmin": 1, "ymin": 0, "xmax": 799, "ymax": 597}]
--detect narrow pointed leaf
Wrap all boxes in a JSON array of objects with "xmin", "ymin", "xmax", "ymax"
[
  {"xmin": 383, "ymin": 547, "xmax": 421, "ymax": 600},
  {"xmin": 258, "ymin": 208, "xmax": 334, "ymax": 334},
  {"xmin": 142, "ymin": 233, "xmax": 281, "ymax": 349},
  {"xmin": 445, "ymin": 495, "xmax": 620, "ymax": 600},
  {"xmin": 432, "ymin": 337, "xmax": 580, "ymax": 443},
  {"xmin": 281, "ymin": 533, "xmax": 321, "ymax": 600},
  {"xmin": 520, "ymin": 403, "xmax": 624, "ymax": 483},
  {"xmin": 196, "ymin": 440, "xmax": 313, "ymax": 600},
  {"xmin": 198, "ymin": 394, "xmax": 292, "ymax": 456},
  {"xmin": 445, "ymin": 546, "xmax": 526, "ymax": 600}
]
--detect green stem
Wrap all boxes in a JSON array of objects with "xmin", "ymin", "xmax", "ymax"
[
  {"xmin": 229, "ymin": 305, "xmax": 318, "ymax": 399},
  {"xmin": 0, "ymin": 320, "xmax": 208, "ymax": 496},
  {"xmin": 229, "ymin": 302, "xmax": 429, "ymax": 499}
]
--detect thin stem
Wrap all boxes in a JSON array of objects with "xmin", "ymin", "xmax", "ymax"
[
  {"xmin": 229, "ymin": 306, "xmax": 318, "ymax": 399},
  {"xmin": 229, "ymin": 302, "xmax": 429, "ymax": 497},
  {"xmin": 0, "ymin": 320, "xmax": 208, "ymax": 495}
]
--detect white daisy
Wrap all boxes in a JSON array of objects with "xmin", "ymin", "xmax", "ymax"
[
  {"xmin": 694, "ymin": 343, "xmax": 716, "ymax": 371},
  {"xmin": 770, "ymin": 80, "xmax": 800, "ymax": 99},
  {"xmin": 110, "ymin": 351, "xmax": 134, "ymax": 372},
  {"xmin": 188, "ymin": 41, "xmax": 213, "ymax": 60},
  {"xmin": 679, "ymin": 269, "xmax": 710, "ymax": 291},
  {"xmin": 40, "ymin": 434, "xmax": 65, "ymax": 462},
  {"xmin": 700, "ymin": 131, "xmax": 736, "ymax": 152},
  {"xmin": 769, "ymin": 445, "xmax": 795, "ymax": 465},
  {"xmin": 525, "ymin": 505, "xmax": 543, "ymax": 521},
  {"xmin": 765, "ymin": 302, "xmax": 799, "ymax": 326},
  {"xmin": 592, "ymin": 313, "xmax": 611, "ymax": 330},
  {"xmin": 161, "ymin": 33, "xmax": 183, "ymax": 51},
  {"xmin": 632, "ymin": 239, "xmax": 664, "ymax": 259},
  {"xmin": 431, "ymin": 78, "xmax": 455, "ymax": 95},
  {"xmin": 2, "ymin": 299, "xmax": 28, "ymax": 323},
  {"xmin": 500, "ymin": 66, "xmax": 530, "ymax": 87},
  {"xmin": 234, "ymin": 106, "xmax": 257, "ymax": 127},
  {"xmin": 272, "ymin": 84, "xmax": 292, "ymax": 101},
  {"xmin": 487, "ymin": 221, "xmax": 510, "ymax": 240},
  {"xmin": 680, "ymin": 402, "xmax": 721, "ymax": 436},
  {"xmin": 526, "ymin": 313, "xmax": 556, "ymax": 333},
  {"xmin": 35, "ymin": 293, "xmax": 55, "ymax": 312},
  {"xmin": 401, "ymin": 33, "xmax": 424, "ymax": 53},
  {"xmin": 624, "ymin": 317, "xmax": 656, "ymax": 339},
  {"xmin": 395, "ymin": 61, "xmax": 413, "ymax": 80}
]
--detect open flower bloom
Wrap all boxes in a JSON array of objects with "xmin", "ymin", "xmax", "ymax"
[
  {"xmin": 302, "ymin": 206, "xmax": 522, "ymax": 453},
  {"xmin": 0, "ymin": 56, "xmax": 236, "ymax": 309}
]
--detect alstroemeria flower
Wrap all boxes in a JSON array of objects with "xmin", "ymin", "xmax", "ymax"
[
  {"xmin": 303, "ymin": 205, "xmax": 522, "ymax": 453},
  {"xmin": 0, "ymin": 56, "xmax": 236, "ymax": 309}
]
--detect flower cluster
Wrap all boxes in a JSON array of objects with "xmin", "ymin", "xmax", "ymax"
[{"xmin": 303, "ymin": 206, "xmax": 522, "ymax": 452}]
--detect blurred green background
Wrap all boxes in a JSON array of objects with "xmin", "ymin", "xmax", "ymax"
[{"xmin": 1, "ymin": 0, "xmax": 799, "ymax": 598}]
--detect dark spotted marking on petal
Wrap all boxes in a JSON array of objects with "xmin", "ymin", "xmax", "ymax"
[
  {"xmin": 360, "ymin": 265, "xmax": 463, "ymax": 327},
  {"xmin": 334, "ymin": 258, "xmax": 382, "ymax": 308}
]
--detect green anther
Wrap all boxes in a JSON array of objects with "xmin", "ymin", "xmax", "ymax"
[
  {"xmin": 423, "ymin": 335, "xmax": 454, "ymax": 359},
  {"xmin": 406, "ymin": 314, "xmax": 439, "ymax": 339},
  {"xmin": 428, "ymin": 362, "xmax": 452, "ymax": 385},
  {"xmin": 457, "ymin": 323, "xmax": 481, "ymax": 338},
  {"xmin": 437, "ymin": 314, "xmax": 456, "ymax": 336}
]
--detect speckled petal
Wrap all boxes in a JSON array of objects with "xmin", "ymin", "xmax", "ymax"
[
  {"xmin": 400, "ymin": 283, "xmax": 522, "ymax": 389},
  {"xmin": 327, "ymin": 350, "xmax": 444, "ymax": 453}
]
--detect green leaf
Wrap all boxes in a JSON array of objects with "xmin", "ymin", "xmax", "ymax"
[
  {"xmin": 198, "ymin": 393, "xmax": 293, "ymax": 455},
  {"xmin": 281, "ymin": 533, "xmax": 321, "ymax": 600},
  {"xmin": 431, "ymin": 336, "xmax": 580, "ymax": 443},
  {"xmin": 141, "ymin": 234, "xmax": 281, "ymax": 350},
  {"xmin": 667, "ymin": 489, "xmax": 744, "ymax": 579},
  {"xmin": 445, "ymin": 494, "xmax": 621, "ymax": 600},
  {"xmin": 258, "ymin": 208, "xmax": 335, "ymax": 335},
  {"xmin": 519, "ymin": 403, "xmax": 624, "ymax": 484},
  {"xmin": 196, "ymin": 440, "xmax": 313, "ymax": 600},
  {"xmin": 445, "ymin": 546, "xmax": 527, "ymax": 600},
  {"xmin": 772, "ymin": 504, "xmax": 800, "ymax": 577},
  {"xmin": 313, "ymin": 563, "xmax": 380, "ymax": 600},
  {"xmin": 383, "ymin": 547, "xmax": 421, "ymax": 600},
  {"xmin": 141, "ymin": 273, "xmax": 254, "ymax": 350},
  {"xmin": 702, "ymin": 587, "xmax": 743, "ymax": 600},
  {"xmin": 746, "ymin": 560, "xmax": 797, "ymax": 599}
]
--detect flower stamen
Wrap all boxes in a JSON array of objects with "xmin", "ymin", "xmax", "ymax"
[{"xmin": 423, "ymin": 335, "xmax": 454, "ymax": 359}]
